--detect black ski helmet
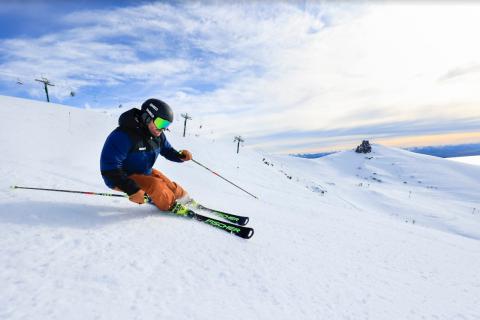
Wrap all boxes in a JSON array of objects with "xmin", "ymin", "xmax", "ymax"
[{"xmin": 140, "ymin": 98, "xmax": 174, "ymax": 125}]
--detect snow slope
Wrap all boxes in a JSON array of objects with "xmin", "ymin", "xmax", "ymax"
[
  {"xmin": 1, "ymin": 95, "xmax": 480, "ymax": 320},
  {"xmin": 449, "ymin": 155, "xmax": 480, "ymax": 166}
]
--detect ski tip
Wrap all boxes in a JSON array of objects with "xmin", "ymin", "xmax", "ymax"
[
  {"xmin": 245, "ymin": 228, "xmax": 254, "ymax": 239},
  {"xmin": 235, "ymin": 218, "xmax": 249, "ymax": 226},
  {"xmin": 10, "ymin": 185, "xmax": 17, "ymax": 189},
  {"xmin": 238, "ymin": 227, "xmax": 254, "ymax": 239}
]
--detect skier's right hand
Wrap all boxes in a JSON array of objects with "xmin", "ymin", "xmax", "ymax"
[{"xmin": 129, "ymin": 189, "xmax": 147, "ymax": 204}]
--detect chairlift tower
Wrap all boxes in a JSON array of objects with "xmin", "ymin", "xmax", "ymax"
[
  {"xmin": 35, "ymin": 77, "xmax": 55, "ymax": 102},
  {"xmin": 234, "ymin": 136, "xmax": 244, "ymax": 154},
  {"xmin": 181, "ymin": 113, "xmax": 192, "ymax": 137}
]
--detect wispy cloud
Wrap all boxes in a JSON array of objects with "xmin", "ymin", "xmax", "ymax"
[
  {"xmin": 251, "ymin": 117, "xmax": 480, "ymax": 154},
  {"xmin": 439, "ymin": 64, "xmax": 480, "ymax": 82},
  {"xmin": 1, "ymin": 1, "xmax": 480, "ymax": 153}
]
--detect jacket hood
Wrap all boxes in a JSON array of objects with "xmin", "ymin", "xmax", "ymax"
[
  {"xmin": 118, "ymin": 108, "xmax": 161, "ymax": 139},
  {"xmin": 118, "ymin": 108, "xmax": 143, "ymax": 130}
]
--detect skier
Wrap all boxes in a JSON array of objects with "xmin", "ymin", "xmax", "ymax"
[{"xmin": 100, "ymin": 98, "xmax": 192, "ymax": 215}]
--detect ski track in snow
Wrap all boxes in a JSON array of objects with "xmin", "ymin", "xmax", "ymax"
[{"xmin": 1, "ymin": 95, "xmax": 480, "ymax": 320}]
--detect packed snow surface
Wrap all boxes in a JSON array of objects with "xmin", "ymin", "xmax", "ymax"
[
  {"xmin": 449, "ymin": 155, "xmax": 480, "ymax": 166},
  {"xmin": 1, "ymin": 95, "xmax": 480, "ymax": 319}
]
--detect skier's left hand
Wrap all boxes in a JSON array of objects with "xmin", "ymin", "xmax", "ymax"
[{"xmin": 179, "ymin": 150, "xmax": 192, "ymax": 161}]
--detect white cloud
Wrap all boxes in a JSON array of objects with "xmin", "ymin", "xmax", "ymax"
[
  {"xmin": 172, "ymin": 2, "xmax": 480, "ymax": 152},
  {"xmin": 1, "ymin": 1, "xmax": 480, "ymax": 153}
]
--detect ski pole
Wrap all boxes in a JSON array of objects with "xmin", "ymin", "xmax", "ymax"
[
  {"xmin": 191, "ymin": 159, "xmax": 258, "ymax": 199},
  {"xmin": 11, "ymin": 185, "xmax": 128, "ymax": 198}
]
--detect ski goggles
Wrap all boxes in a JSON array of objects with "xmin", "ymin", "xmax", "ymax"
[{"xmin": 153, "ymin": 117, "xmax": 171, "ymax": 130}]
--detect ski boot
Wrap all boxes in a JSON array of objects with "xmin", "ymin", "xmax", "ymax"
[
  {"xmin": 176, "ymin": 193, "xmax": 198, "ymax": 208},
  {"xmin": 170, "ymin": 202, "xmax": 192, "ymax": 217}
]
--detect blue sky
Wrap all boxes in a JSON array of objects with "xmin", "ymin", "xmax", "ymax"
[{"xmin": 1, "ymin": 1, "xmax": 480, "ymax": 154}]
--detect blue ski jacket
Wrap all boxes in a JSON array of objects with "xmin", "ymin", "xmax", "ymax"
[{"xmin": 100, "ymin": 108, "xmax": 183, "ymax": 195}]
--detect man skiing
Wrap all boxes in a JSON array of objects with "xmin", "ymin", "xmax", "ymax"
[{"xmin": 100, "ymin": 98, "xmax": 192, "ymax": 215}]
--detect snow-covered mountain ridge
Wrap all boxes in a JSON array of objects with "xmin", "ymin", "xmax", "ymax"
[{"xmin": 1, "ymin": 95, "xmax": 479, "ymax": 320}]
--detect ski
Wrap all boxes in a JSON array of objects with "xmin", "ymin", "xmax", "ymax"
[
  {"xmin": 186, "ymin": 209, "xmax": 254, "ymax": 239},
  {"xmin": 151, "ymin": 199, "xmax": 253, "ymax": 238},
  {"xmin": 188, "ymin": 201, "xmax": 249, "ymax": 226}
]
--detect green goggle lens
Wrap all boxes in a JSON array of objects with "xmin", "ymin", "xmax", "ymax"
[{"xmin": 153, "ymin": 117, "xmax": 171, "ymax": 130}]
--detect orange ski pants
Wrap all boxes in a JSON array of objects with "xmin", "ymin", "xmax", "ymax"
[{"xmin": 129, "ymin": 168, "xmax": 186, "ymax": 211}]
